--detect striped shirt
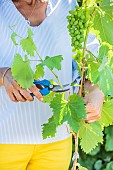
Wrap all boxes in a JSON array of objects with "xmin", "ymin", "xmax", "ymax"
[{"xmin": 0, "ymin": 0, "xmax": 99, "ymax": 144}]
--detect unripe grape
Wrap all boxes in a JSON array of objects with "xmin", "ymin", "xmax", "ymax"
[
  {"xmin": 80, "ymin": 37, "xmax": 84, "ymax": 43},
  {"xmin": 76, "ymin": 35, "xmax": 80, "ymax": 40},
  {"xmin": 78, "ymin": 21, "xmax": 83, "ymax": 26},
  {"xmin": 80, "ymin": 29, "xmax": 84, "ymax": 33},
  {"xmin": 75, "ymin": 41, "xmax": 79, "ymax": 46},
  {"xmin": 74, "ymin": 21, "xmax": 78, "ymax": 25},
  {"xmin": 81, "ymin": 15, "xmax": 85, "ymax": 20},
  {"xmin": 75, "ymin": 30, "xmax": 79, "ymax": 35},
  {"xmin": 70, "ymin": 29, "xmax": 75, "ymax": 34},
  {"xmin": 72, "ymin": 48, "xmax": 76, "ymax": 52},
  {"xmin": 67, "ymin": 6, "xmax": 90, "ymax": 50},
  {"xmin": 71, "ymin": 18, "xmax": 75, "ymax": 22},
  {"xmin": 69, "ymin": 10, "xmax": 74, "ymax": 14},
  {"xmin": 67, "ymin": 24, "xmax": 71, "ymax": 29},
  {"xmin": 79, "ymin": 24, "xmax": 83, "ymax": 28},
  {"xmin": 78, "ymin": 12, "xmax": 81, "ymax": 17},
  {"xmin": 74, "ymin": 11, "xmax": 77, "ymax": 16}
]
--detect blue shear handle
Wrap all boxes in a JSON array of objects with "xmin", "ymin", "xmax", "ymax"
[
  {"xmin": 30, "ymin": 79, "xmax": 51, "ymax": 97},
  {"xmin": 34, "ymin": 79, "xmax": 50, "ymax": 86},
  {"xmin": 40, "ymin": 88, "xmax": 50, "ymax": 96},
  {"xmin": 30, "ymin": 88, "xmax": 50, "ymax": 97}
]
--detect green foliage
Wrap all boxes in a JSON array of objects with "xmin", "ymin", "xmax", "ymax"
[
  {"xmin": 106, "ymin": 161, "xmax": 113, "ymax": 170},
  {"xmin": 77, "ymin": 126, "xmax": 113, "ymax": 170},
  {"xmin": 87, "ymin": 49, "xmax": 113, "ymax": 96},
  {"xmin": 40, "ymin": 55, "xmax": 63, "ymax": 71},
  {"xmin": 34, "ymin": 65, "xmax": 44, "ymax": 79},
  {"xmin": 11, "ymin": 32, "xmax": 18, "ymax": 45},
  {"xmin": 42, "ymin": 93, "xmax": 86, "ymax": 138},
  {"xmin": 79, "ymin": 122, "xmax": 103, "ymax": 153},
  {"xmin": 11, "ymin": 28, "xmax": 63, "ymax": 89},
  {"xmin": 92, "ymin": 0, "xmax": 113, "ymax": 45},
  {"xmin": 43, "ymin": 92, "xmax": 55, "ymax": 103},
  {"xmin": 98, "ymin": 100, "xmax": 113, "ymax": 127},
  {"xmin": 42, "ymin": 116, "xmax": 57, "ymax": 139},
  {"xmin": 11, "ymin": 54, "xmax": 34, "ymax": 88},
  {"xmin": 98, "ymin": 45, "xmax": 109, "ymax": 61},
  {"xmin": 20, "ymin": 28, "xmax": 37, "ymax": 56},
  {"xmin": 105, "ymin": 126, "xmax": 113, "ymax": 151}
]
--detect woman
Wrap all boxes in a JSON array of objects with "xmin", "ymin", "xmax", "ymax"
[{"xmin": 0, "ymin": 0, "xmax": 104, "ymax": 169}]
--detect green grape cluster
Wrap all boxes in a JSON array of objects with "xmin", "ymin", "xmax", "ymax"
[{"xmin": 67, "ymin": 6, "xmax": 90, "ymax": 51}]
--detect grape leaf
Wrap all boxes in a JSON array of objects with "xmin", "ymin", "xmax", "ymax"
[
  {"xmin": 96, "ymin": 65, "xmax": 113, "ymax": 96},
  {"xmin": 41, "ymin": 55, "xmax": 63, "ymax": 71},
  {"xmin": 34, "ymin": 65, "xmax": 44, "ymax": 79},
  {"xmin": 50, "ymin": 94, "xmax": 68, "ymax": 125},
  {"xmin": 92, "ymin": 0, "xmax": 113, "ymax": 45},
  {"xmin": 105, "ymin": 126, "xmax": 113, "ymax": 151},
  {"xmin": 27, "ymin": 27, "xmax": 34, "ymax": 37},
  {"xmin": 79, "ymin": 122, "xmax": 103, "ymax": 153},
  {"xmin": 87, "ymin": 62, "xmax": 100, "ymax": 83},
  {"xmin": 11, "ymin": 54, "xmax": 34, "ymax": 88},
  {"xmin": 98, "ymin": 45, "xmax": 109, "ymax": 61},
  {"xmin": 50, "ymin": 94, "xmax": 86, "ymax": 133},
  {"xmin": 20, "ymin": 28, "xmax": 36, "ymax": 56},
  {"xmin": 43, "ymin": 92, "xmax": 55, "ymax": 103},
  {"xmin": 98, "ymin": 100, "xmax": 113, "ymax": 127},
  {"xmin": 11, "ymin": 32, "xmax": 18, "ymax": 45},
  {"xmin": 87, "ymin": 59, "xmax": 113, "ymax": 96},
  {"xmin": 42, "ymin": 93, "xmax": 86, "ymax": 139},
  {"xmin": 42, "ymin": 116, "xmax": 57, "ymax": 139}
]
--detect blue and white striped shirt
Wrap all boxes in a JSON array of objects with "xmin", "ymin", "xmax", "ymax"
[{"xmin": 0, "ymin": 0, "xmax": 99, "ymax": 144}]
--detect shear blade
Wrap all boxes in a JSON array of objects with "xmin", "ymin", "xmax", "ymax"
[{"xmin": 52, "ymin": 84, "xmax": 70, "ymax": 92}]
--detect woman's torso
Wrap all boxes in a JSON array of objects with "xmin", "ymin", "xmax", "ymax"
[{"xmin": 0, "ymin": 0, "xmax": 76, "ymax": 144}]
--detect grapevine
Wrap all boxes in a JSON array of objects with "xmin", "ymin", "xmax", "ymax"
[{"xmin": 10, "ymin": 0, "xmax": 113, "ymax": 170}]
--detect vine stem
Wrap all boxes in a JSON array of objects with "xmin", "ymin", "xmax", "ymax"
[
  {"xmin": 79, "ymin": 6, "xmax": 96, "ymax": 96},
  {"xmin": 72, "ymin": 6, "xmax": 97, "ymax": 170},
  {"xmin": 72, "ymin": 31, "xmax": 89, "ymax": 170}
]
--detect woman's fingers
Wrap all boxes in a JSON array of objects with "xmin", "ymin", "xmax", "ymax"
[
  {"xmin": 86, "ymin": 112, "xmax": 101, "ymax": 123},
  {"xmin": 8, "ymin": 92, "xmax": 18, "ymax": 102},
  {"xmin": 13, "ymin": 89, "xmax": 26, "ymax": 102},
  {"xmin": 3, "ymin": 67, "xmax": 43, "ymax": 102},
  {"xmin": 86, "ymin": 103, "xmax": 97, "ymax": 113},
  {"xmin": 13, "ymin": 80, "xmax": 43, "ymax": 101},
  {"xmin": 29, "ymin": 85, "xmax": 43, "ymax": 101},
  {"xmin": 3, "ymin": 70, "xmax": 43, "ymax": 102},
  {"xmin": 19, "ymin": 89, "xmax": 34, "ymax": 102},
  {"xmin": 13, "ymin": 81, "xmax": 34, "ymax": 101}
]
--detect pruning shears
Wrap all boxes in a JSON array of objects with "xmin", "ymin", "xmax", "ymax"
[{"xmin": 31, "ymin": 79, "xmax": 70, "ymax": 96}]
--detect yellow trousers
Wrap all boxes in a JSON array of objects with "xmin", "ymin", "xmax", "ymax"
[{"xmin": 0, "ymin": 137, "xmax": 72, "ymax": 170}]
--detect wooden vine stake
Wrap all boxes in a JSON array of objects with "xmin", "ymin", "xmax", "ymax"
[{"xmin": 72, "ymin": 133, "xmax": 79, "ymax": 170}]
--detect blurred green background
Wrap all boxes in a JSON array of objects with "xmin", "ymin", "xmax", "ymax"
[{"xmin": 69, "ymin": 125, "xmax": 113, "ymax": 170}]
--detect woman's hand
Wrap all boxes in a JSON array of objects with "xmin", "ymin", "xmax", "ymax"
[
  {"xmin": 3, "ymin": 69, "xmax": 43, "ymax": 102},
  {"xmin": 84, "ymin": 80, "xmax": 104, "ymax": 123}
]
